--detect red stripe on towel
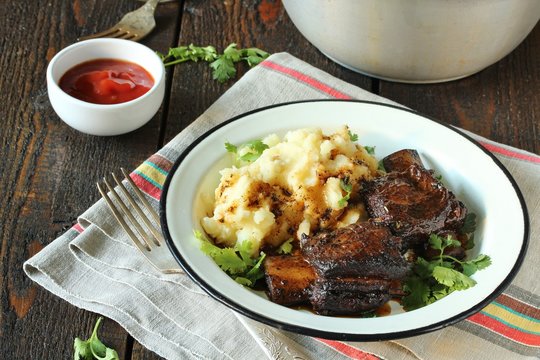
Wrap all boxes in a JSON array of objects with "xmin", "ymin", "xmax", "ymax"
[
  {"xmin": 467, "ymin": 312, "xmax": 540, "ymax": 347},
  {"xmin": 130, "ymin": 172, "xmax": 161, "ymax": 200},
  {"xmin": 316, "ymin": 339, "xmax": 380, "ymax": 360},
  {"xmin": 72, "ymin": 223, "xmax": 84, "ymax": 233},
  {"xmin": 260, "ymin": 60, "xmax": 353, "ymax": 99},
  {"xmin": 480, "ymin": 142, "xmax": 540, "ymax": 164}
]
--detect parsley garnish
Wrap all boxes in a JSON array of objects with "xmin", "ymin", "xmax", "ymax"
[
  {"xmin": 461, "ymin": 213, "xmax": 477, "ymax": 234},
  {"xmin": 277, "ymin": 238, "xmax": 293, "ymax": 254},
  {"xmin": 159, "ymin": 43, "xmax": 270, "ymax": 83},
  {"xmin": 348, "ymin": 130, "xmax": 359, "ymax": 142},
  {"xmin": 194, "ymin": 230, "xmax": 266, "ymax": 287},
  {"xmin": 224, "ymin": 142, "xmax": 238, "ymax": 153},
  {"xmin": 461, "ymin": 212, "xmax": 478, "ymax": 249},
  {"xmin": 363, "ymin": 146, "xmax": 376, "ymax": 155},
  {"xmin": 338, "ymin": 177, "xmax": 352, "ymax": 208},
  {"xmin": 361, "ymin": 145, "xmax": 385, "ymax": 172},
  {"xmin": 377, "ymin": 160, "xmax": 386, "ymax": 173},
  {"xmin": 74, "ymin": 317, "xmax": 119, "ymax": 360},
  {"xmin": 402, "ymin": 234, "xmax": 491, "ymax": 311},
  {"xmin": 225, "ymin": 139, "xmax": 269, "ymax": 166}
]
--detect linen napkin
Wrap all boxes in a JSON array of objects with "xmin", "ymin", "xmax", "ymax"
[{"xmin": 24, "ymin": 53, "xmax": 540, "ymax": 360}]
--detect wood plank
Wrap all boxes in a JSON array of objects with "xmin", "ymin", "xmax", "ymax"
[
  {"xmin": 0, "ymin": 0, "xmax": 180, "ymax": 358},
  {"xmin": 132, "ymin": 341, "xmax": 165, "ymax": 360},
  {"xmin": 378, "ymin": 23, "xmax": 540, "ymax": 154}
]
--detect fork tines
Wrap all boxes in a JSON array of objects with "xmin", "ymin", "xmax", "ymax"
[
  {"xmin": 97, "ymin": 168, "xmax": 164, "ymax": 252},
  {"xmin": 78, "ymin": 0, "xmax": 159, "ymax": 42},
  {"xmin": 81, "ymin": 28, "xmax": 137, "ymax": 41}
]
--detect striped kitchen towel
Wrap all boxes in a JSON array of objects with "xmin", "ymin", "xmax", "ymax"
[{"xmin": 25, "ymin": 53, "xmax": 539, "ymax": 360}]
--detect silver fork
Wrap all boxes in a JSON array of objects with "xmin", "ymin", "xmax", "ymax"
[
  {"xmin": 79, "ymin": 0, "xmax": 160, "ymax": 42},
  {"xmin": 97, "ymin": 168, "xmax": 183, "ymax": 274}
]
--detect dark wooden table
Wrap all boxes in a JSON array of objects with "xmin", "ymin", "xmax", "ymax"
[{"xmin": 1, "ymin": 0, "xmax": 538, "ymax": 358}]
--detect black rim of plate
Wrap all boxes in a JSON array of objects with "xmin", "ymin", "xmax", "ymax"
[{"xmin": 159, "ymin": 99, "xmax": 530, "ymax": 341}]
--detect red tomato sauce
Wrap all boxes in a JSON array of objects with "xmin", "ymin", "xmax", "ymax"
[{"xmin": 59, "ymin": 59, "xmax": 154, "ymax": 105}]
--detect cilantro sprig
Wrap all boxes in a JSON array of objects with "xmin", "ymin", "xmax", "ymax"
[
  {"xmin": 402, "ymin": 234, "xmax": 491, "ymax": 311},
  {"xmin": 361, "ymin": 145, "xmax": 386, "ymax": 172},
  {"xmin": 348, "ymin": 130, "xmax": 359, "ymax": 142},
  {"xmin": 277, "ymin": 238, "xmax": 293, "ymax": 255},
  {"xmin": 158, "ymin": 43, "xmax": 270, "ymax": 83},
  {"xmin": 363, "ymin": 146, "xmax": 375, "ymax": 155},
  {"xmin": 74, "ymin": 317, "xmax": 119, "ymax": 360},
  {"xmin": 194, "ymin": 230, "xmax": 266, "ymax": 287},
  {"xmin": 225, "ymin": 139, "xmax": 269, "ymax": 166},
  {"xmin": 338, "ymin": 177, "xmax": 352, "ymax": 208},
  {"xmin": 461, "ymin": 213, "xmax": 477, "ymax": 235}
]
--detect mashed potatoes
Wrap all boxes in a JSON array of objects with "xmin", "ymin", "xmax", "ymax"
[{"xmin": 201, "ymin": 126, "xmax": 379, "ymax": 255}]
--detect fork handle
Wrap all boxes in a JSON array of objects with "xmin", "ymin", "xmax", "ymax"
[{"xmin": 143, "ymin": 0, "xmax": 161, "ymax": 13}]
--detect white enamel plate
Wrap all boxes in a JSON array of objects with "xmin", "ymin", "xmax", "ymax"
[{"xmin": 160, "ymin": 100, "xmax": 529, "ymax": 340}]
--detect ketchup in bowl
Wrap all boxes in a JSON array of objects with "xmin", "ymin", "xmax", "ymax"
[{"xmin": 59, "ymin": 59, "xmax": 154, "ymax": 105}]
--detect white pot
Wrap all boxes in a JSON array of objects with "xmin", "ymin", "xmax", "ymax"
[{"xmin": 283, "ymin": 0, "xmax": 540, "ymax": 83}]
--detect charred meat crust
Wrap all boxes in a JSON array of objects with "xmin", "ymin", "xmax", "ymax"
[
  {"xmin": 300, "ymin": 222, "xmax": 410, "ymax": 279},
  {"xmin": 382, "ymin": 149, "xmax": 423, "ymax": 173},
  {"xmin": 362, "ymin": 163, "xmax": 467, "ymax": 244},
  {"xmin": 310, "ymin": 277, "xmax": 392, "ymax": 315},
  {"xmin": 264, "ymin": 254, "xmax": 317, "ymax": 306}
]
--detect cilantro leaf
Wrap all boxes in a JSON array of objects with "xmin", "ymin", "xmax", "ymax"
[
  {"xmin": 213, "ymin": 247, "xmax": 249, "ymax": 273},
  {"xmin": 243, "ymin": 48, "xmax": 270, "ymax": 66},
  {"xmin": 223, "ymin": 43, "xmax": 242, "ymax": 62},
  {"xmin": 244, "ymin": 252, "xmax": 266, "ymax": 283},
  {"xmin": 429, "ymin": 233, "xmax": 443, "ymax": 250},
  {"xmin": 348, "ymin": 130, "xmax": 359, "ymax": 142},
  {"xmin": 225, "ymin": 139, "xmax": 269, "ymax": 166},
  {"xmin": 195, "ymin": 230, "xmax": 266, "ymax": 288},
  {"xmin": 193, "ymin": 44, "xmax": 219, "ymax": 62},
  {"xmin": 402, "ymin": 276, "xmax": 431, "ymax": 311},
  {"xmin": 402, "ymin": 231, "xmax": 491, "ymax": 311},
  {"xmin": 209, "ymin": 57, "xmax": 237, "ymax": 83},
  {"xmin": 464, "ymin": 233, "xmax": 475, "ymax": 250},
  {"xmin": 277, "ymin": 238, "xmax": 293, "ymax": 254},
  {"xmin": 429, "ymin": 233, "xmax": 460, "ymax": 252},
  {"xmin": 430, "ymin": 283, "xmax": 451, "ymax": 301},
  {"xmin": 196, "ymin": 231, "xmax": 247, "ymax": 273},
  {"xmin": 164, "ymin": 44, "xmax": 218, "ymax": 65},
  {"xmin": 235, "ymin": 240, "xmax": 256, "ymax": 266},
  {"xmin": 363, "ymin": 146, "xmax": 375, "ymax": 155},
  {"xmin": 433, "ymin": 266, "xmax": 476, "ymax": 289},
  {"xmin": 161, "ymin": 43, "xmax": 270, "ymax": 83},
  {"xmin": 338, "ymin": 177, "xmax": 353, "ymax": 208},
  {"xmin": 461, "ymin": 213, "xmax": 477, "ymax": 234},
  {"xmin": 74, "ymin": 337, "xmax": 93, "ymax": 360},
  {"xmin": 413, "ymin": 256, "xmax": 437, "ymax": 279},
  {"xmin": 461, "ymin": 254, "xmax": 492, "ymax": 276},
  {"xmin": 377, "ymin": 160, "xmax": 386, "ymax": 173},
  {"xmin": 74, "ymin": 317, "xmax": 119, "ymax": 360},
  {"xmin": 225, "ymin": 142, "xmax": 237, "ymax": 153},
  {"xmin": 235, "ymin": 277, "xmax": 253, "ymax": 286},
  {"xmin": 238, "ymin": 140, "xmax": 269, "ymax": 162}
]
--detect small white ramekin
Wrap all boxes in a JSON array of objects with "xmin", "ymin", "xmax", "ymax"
[{"xmin": 47, "ymin": 38, "xmax": 165, "ymax": 136}]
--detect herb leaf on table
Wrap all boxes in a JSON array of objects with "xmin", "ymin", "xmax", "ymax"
[
  {"xmin": 159, "ymin": 43, "xmax": 270, "ymax": 83},
  {"xmin": 74, "ymin": 317, "xmax": 119, "ymax": 360}
]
